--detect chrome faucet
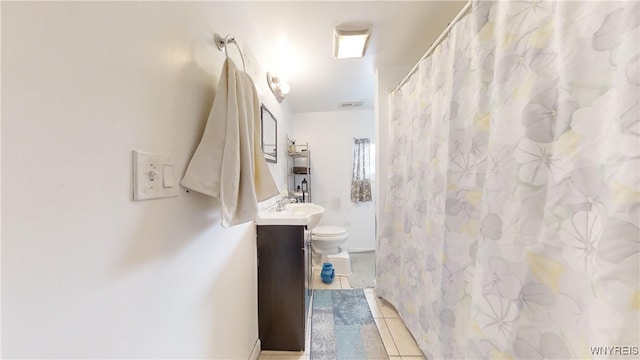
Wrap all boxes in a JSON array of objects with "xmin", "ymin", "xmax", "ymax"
[{"xmin": 276, "ymin": 197, "xmax": 298, "ymax": 212}]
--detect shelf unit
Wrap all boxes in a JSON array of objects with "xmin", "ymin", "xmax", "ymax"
[{"xmin": 286, "ymin": 136, "xmax": 311, "ymax": 203}]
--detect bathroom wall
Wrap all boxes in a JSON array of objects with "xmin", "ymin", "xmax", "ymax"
[
  {"xmin": 2, "ymin": 2, "xmax": 289, "ymax": 358},
  {"xmin": 291, "ymin": 109, "xmax": 375, "ymax": 251}
]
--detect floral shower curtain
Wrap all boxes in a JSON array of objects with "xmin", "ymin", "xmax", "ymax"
[
  {"xmin": 377, "ymin": 1, "xmax": 639, "ymax": 359},
  {"xmin": 352, "ymin": 138, "xmax": 372, "ymax": 203}
]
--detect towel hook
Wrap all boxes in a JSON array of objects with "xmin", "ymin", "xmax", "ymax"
[{"xmin": 214, "ymin": 33, "xmax": 247, "ymax": 72}]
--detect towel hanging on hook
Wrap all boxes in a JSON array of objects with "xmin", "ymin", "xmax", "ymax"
[
  {"xmin": 214, "ymin": 33, "xmax": 247, "ymax": 72},
  {"xmin": 181, "ymin": 41, "xmax": 279, "ymax": 226}
]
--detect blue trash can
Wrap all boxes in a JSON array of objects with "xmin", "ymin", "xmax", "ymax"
[{"xmin": 321, "ymin": 262, "xmax": 335, "ymax": 284}]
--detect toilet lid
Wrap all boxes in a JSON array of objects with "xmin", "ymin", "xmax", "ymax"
[{"xmin": 313, "ymin": 226, "xmax": 347, "ymax": 236}]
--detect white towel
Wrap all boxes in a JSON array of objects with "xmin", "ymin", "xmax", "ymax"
[{"xmin": 181, "ymin": 59, "xmax": 279, "ymax": 227}]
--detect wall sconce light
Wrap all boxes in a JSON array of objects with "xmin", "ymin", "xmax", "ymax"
[
  {"xmin": 333, "ymin": 25, "xmax": 371, "ymax": 59},
  {"xmin": 267, "ymin": 72, "xmax": 290, "ymax": 103}
]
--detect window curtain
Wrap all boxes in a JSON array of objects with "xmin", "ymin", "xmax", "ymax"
[
  {"xmin": 351, "ymin": 138, "xmax": 372, "ymax": 203},
  {"xmin": 377, "ymin": 1, "xmax": 639, "ymax": 359}
]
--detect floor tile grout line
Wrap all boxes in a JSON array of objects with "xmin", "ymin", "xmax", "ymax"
[
  {"xmin": 387, "ymin": 316, "xmax": 426, "ymax": 358},
  {"xmin": 373, "ymin": 293, "xmax": 425, "ymax": 358},
  {"xmin": 377, "ymin": 316, "xmax": 400, "ymax": 357},
  {"xmin": 363, "ymin": 289, "xmax": 398, "ymax": 357},
  {"xmin": 383, "ymin": 316, "xmax": 404, "ymax": 357}
]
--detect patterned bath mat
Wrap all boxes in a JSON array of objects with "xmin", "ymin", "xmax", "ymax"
[{"xmin": 311, "ymin": 289, "xmax": 388, "ymax": 360}]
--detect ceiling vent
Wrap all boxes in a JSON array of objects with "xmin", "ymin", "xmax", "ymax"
[{"xmin": 339, "ymin": 100, "xmax": 364, "ymax": 109}]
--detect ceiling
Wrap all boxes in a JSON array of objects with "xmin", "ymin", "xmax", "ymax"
[{"xmin": 244, "ymin": 1, "xmax": 467, "ymax": 114}]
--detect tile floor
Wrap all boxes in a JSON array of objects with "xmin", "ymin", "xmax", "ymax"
[{"xmin": 258, "ymin": 269, "xmax": 425, "ymax": 360}]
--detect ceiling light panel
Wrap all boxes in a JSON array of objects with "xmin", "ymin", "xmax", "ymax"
[{"xmin": 333, "ymin": 28, "xmax": 371, "ymax": 59}]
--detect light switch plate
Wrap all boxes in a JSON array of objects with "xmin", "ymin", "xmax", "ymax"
[{"xmin": 133, "ymin": 150, "xmax": 178, "ymax": 201}]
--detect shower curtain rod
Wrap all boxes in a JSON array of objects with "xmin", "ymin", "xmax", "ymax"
[{"xmin": 392, "ymin": 1, "xmax": 472, "ymax": 93}]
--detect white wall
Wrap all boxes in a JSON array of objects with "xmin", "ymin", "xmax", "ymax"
[
  {"xmin": 1, "ymin": 2, "xmax": 290, "ymax": 358},
  {"xmin": 291, "ymin": 109, "xmax": 375, "ymax": 251}
]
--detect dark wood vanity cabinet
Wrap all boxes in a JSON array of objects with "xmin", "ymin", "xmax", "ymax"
[{"xmin": 256, "ymin": 225, "xmax": 311, "ymax": 351}]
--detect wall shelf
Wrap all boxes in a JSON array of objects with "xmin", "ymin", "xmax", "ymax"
[{"xmin": 287, "ymin": 136, "xmax": 311, "ymax": 203}]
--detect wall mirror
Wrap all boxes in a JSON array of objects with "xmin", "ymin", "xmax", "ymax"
[{"xmin": 260, "ymin": 104, "xmax": 277, "ymax": 163}]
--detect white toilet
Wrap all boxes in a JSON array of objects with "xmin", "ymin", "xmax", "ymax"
[{"xmin": 311, "ymin": 226, "xmax": 351, "ymax": 276}]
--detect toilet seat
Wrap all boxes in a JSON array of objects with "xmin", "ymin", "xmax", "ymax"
[
  {"xmin": 311, "ymin": 226, "xmax": 349, "ymax": 257},
  {"xmin": 312, "ymin": 226, "xmax": 348, "ymax": 239}
]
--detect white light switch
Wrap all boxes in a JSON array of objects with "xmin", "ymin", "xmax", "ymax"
[
  {"xmin": 163, "ymin": 164, "xmax": 175, "ymax": 188},
  {"xmin": 133, "ymin": 150, "xmax": 178, "ymax": 201}
]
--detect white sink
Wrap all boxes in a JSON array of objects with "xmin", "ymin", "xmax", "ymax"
[{"xmin": 255, "ymin": 202, "xmax": 324, "ymax": 228}]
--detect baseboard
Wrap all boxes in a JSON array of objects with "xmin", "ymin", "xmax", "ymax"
[
  {"xmin": 349, "ymin": 248, "xmax": 375, "ymax": 253},
  {"xmin": 249, "ymin": 338, "xmax": 261, "ymax": 360}
]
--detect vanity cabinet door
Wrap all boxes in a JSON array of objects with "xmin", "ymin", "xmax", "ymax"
[{"xmin": 256, "ymin": 225, "xmax": 306, "ymax": 351}]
